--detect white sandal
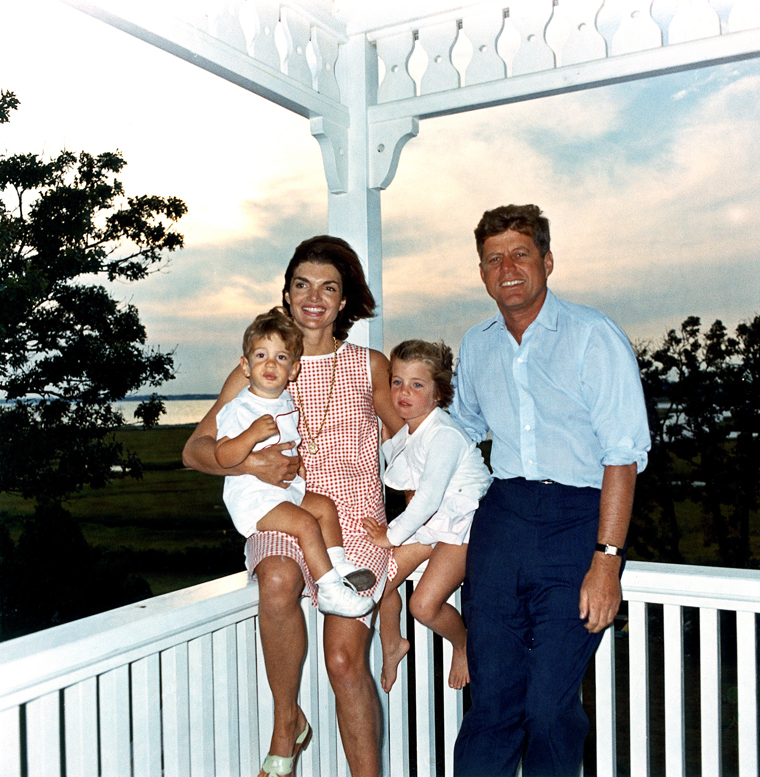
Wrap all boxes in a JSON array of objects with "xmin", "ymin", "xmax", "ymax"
[{"xmin": 260, "ymin": 721, "xmax": 311, "ymax": 777}]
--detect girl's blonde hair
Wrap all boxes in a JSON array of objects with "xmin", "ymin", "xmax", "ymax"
[{"xmin": 390, "ymin": 339, "xmax": 454, "ymax": 408}]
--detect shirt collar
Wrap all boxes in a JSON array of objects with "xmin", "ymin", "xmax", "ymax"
[{"xmin": 481, "ymin": 288, "xmax": 559, "ymax": 335}]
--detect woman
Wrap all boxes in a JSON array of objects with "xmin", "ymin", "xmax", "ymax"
[{"xmin": 182, "ymin": 236, "xmax": 401, "ymax": 777}]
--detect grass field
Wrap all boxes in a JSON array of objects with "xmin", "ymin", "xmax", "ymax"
[{"xmin": 2, "ymin": 425, "xmax": 757, "ymax": 604}]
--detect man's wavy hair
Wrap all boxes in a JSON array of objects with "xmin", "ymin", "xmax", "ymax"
[
  {"xmin": 282, "ymin": 236, "xmax": 376, "ymax": 342},
  {"xmin": 242, "ymin": 306, "xmax": 303, "ymax": 361},
  {"xmin": 390, "ymin": 339, "xmax": 455, "ymax": 408},
  {"xmin": 474, "ymin": 204, "xmax": 551, "ymax": 259}
]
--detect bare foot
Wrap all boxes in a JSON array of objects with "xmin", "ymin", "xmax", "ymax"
[
  {"xmin": 380, "ymin": 637, "xmax": 410, "ymax": 693},
  {"xmin": 448, "ymin": 645, "xmax": 469, "ymax": 690}
]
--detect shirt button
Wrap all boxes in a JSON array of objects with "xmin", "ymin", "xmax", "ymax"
[{"xmin": 525, "ymin": 425, "xmax": 531, "ymax": 430}]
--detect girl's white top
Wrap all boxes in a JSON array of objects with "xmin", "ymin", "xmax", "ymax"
[{"xmin": 382, "ymin": 406, "xmax": 492, "ymax": 546}]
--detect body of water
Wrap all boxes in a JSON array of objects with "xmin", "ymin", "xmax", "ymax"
[{"xmin": 115, "ymin": 397, "xmax": 216, "ymax": 427}]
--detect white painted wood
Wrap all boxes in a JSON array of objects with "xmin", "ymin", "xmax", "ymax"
[
  {"xmin": 298, "ymin": 600, "xmax": 321, "ymax": 777},
  {"xmin": 663, "ymin": 604, "xmax": 686, "ymax": 777},
  {"xmin": 239, "ymin": 0, "xmax": 282, "ymax": 70},
  {"xmin": 443, "ymin": 587, "xmax": 464, "ymax": 777},
  {"xmin": 736, "ymin": 611, "xmax": 758, "ymax": 777},
  {"xmin": 281, "ymin": 6, "xmax": 314, "ymax": 86},
  {"xmin": 236, "ymin": 617, "xmax": 260, "ymax": 777},
  {"xmin": 611, "ymin": 0, "xmax": 663, "ymax": 55},
  {"xmin": 549, "ymin": 0, "xmax": 608, "ymax": 67},
  {"xmin": 669, "ymin": 0, "xmax": 721, "ymax": 44},
  {"xmin": 418, "ymin": 20, "xmax": 462, "ymax": 94},
  {"xmin": 312, "ymin": 25, "xmax": 341, "ymax": 99},
  {"xmin": 189, "ymin": 634, "xmax": 215, "ymax": 776},
  {"xmin": 311, "ymin": 116, "xmax": 349, "ymax": 193},
  {"xmin": 414, "ymin": 617, "xmax": 436, "ymax": 777},
  {"xmin": 699, "ymin": 608, "xmax": 721, "ymax": 775},
  {"xmin": 729, "ymin": 0, "xmax": 760, "ymax": 32},
  {"xmin": 386, "ymin": 583, "xmax": 411, "ymax": 777},
  {"xmin": 26, "ymin": 692, "xmax": 61, "ymax": 777},
  {"xmin": 207, "ymin": 0, "xmax": 247, "ymax": 53},
  {"xmin": 0, "ymin": 706, "xmax": 22, "ymax": 777},
  {"xmin": 131, "ymin": 655, "xmax": 162, "ymax": 777},
  {"xmin": 628, "ymin": 601, "xmax": 650, "ymax": 776},
  {"xmin": 161, "ymin": 643, "xmax": 191, "ymax": 777},
  {"xmin": 62, "ymin": 677, "xmax": 98, "ymax": 777},
  {"xmin": 369, "ymin": 117, "xmax": 420, "ymax": 190},
  {"xmin": 99, "ymin": 665, "xmax": 131, "ymax": 777},
  {"xmin": 213, "ymin": 625, "xmax": 241, "ymax": 777},
  {"xmin": 377, "ymin": 31, "xmax": 417, "ymax": 103},
  {"xmin": 594, "ymin": 627, "xmax": 616, "ymax": 777},
  {"xmin": 462, "ymin": 7, "xmax": 506, "ymax": 86},
  {"xmin": 508, "ymin": 0, "xmax": 557, "ymax": 76}
]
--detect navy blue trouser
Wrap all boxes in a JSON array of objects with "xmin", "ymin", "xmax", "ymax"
[{"xmin": 453, "ymin": 478, "xmax": 605, "ymax": 777}]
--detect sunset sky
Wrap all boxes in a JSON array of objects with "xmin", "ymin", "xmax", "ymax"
[{"xmin": 2, "ymin": 0, "xmax": 759, "ymax": 395}]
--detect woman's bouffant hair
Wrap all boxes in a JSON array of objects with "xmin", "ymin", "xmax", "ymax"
[
  {"xmin": 282, "ymin": 235, "xmax": 376, "ymax": 341},
  {"xmin": 390, "ymin": 339, "xmax": 455, "ymax": 408},
  {"xmin": 474, "ymin": 203, "xmax": 551, "ymax": 259},
  {"xmin": 242, "ymin": 306, "xmax": 304, "ymax": 361}
]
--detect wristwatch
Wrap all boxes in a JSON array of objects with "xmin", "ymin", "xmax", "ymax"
[{"xmin": 595, "ymin": 543, "xmax": 624, "ymax": 557}]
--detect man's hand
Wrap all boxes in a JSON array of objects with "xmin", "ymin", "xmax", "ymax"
[
  {"xmin": 578, "ymin": 553, "xmax": 622, "ymax": 633},
  {"xmin": 363, "ymin": 517, "xmax": 393, "ymax": 549},
  {"xmin": 246, "ymin": 441, "xmax": 300, "ymax": 488}
]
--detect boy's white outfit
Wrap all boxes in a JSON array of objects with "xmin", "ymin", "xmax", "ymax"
[
  {"xmin": 216, "ymin": 386, "xmax": 304, "ymax": 539},
  {"xmin": 382, "ymin": 407, "xmax": 492, "ymax": 547}
]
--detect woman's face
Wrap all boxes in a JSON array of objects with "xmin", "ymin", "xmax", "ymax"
[{"xmin": 285, "ymin": 261, "xmax": 346, "ymax": 334}]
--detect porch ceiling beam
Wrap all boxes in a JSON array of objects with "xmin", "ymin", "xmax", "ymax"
[
  {"xmin": 369, "ymin": 27, "xmax": 760, "ymax": 123},
  {"xmin": 61, "ymin": 0, "xmax": 349, "ymax": 126}
]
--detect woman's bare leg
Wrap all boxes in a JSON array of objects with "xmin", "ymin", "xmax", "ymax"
[
  {"xmin": 254, "ymin": 555, "xmax": 309, "ymax": 773},
  {"xmin": 377, "ymin": 544, "xmax": 431, "ymax": 693},
  {"xmin": 323, "ymin": 615, "xmax": 381, "ymax": 777},
  {"xmin": 408, "ymin": 542, "xmax": 469, "ymax": 689}
]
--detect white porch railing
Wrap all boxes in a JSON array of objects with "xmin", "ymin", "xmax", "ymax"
[{"xmin": 1, "ymin": 561, "xmax": 758, "ymax": 777}]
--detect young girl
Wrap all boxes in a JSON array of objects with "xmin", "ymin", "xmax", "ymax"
[{"xmin": 363, "ymin": 339, "xmax": 491, "ymax": 692}]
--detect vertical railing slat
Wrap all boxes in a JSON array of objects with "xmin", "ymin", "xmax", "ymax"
[
  {"xmin": 386, "ymin": 584, "xmax": 410, "ymax": 777},
  {"xmin": 628, "ymin": 601, "xmax": 650, "ymax": 776},
  {"xmin": 63, "ymin": 676, "xmax": 98, "ymax": 777},
  {"xmin": 99, "ymin": 665, "xmax": 131, "ymax": 777},
  {"xmin": 131, "ymin": 654, "xmax": 162, "ymax": 777},
  {"xmin": 188, "ymin": 634, "xmax": 215, "ymax": 776},
  {"xmin": 595, "ymin": 626, "xmax": 616, "ymax": 777},
  {"xmin": 414, "ymin": 614, "xmax": 436, "ymax": 777},
  {"xmin": 699, "ymin": 608, "xmax": 721, "ymax": 775},
  {"xmin": 442, "ymin": 588, "xmax": 464, "ymax": 777},
  {"xmin": 213, "ymin": 625, "xmax": 241, "ymax": 777},
  {"xmin": 299, "ymin": 600, "xmax": 320, "ymax": 777},
  {"xmin": 663, "ymin": 604, "xmax": 686, "ymax": 777},
  {"xmin": 236, "ymin": 617, "xmax": 260, "ymax": 777},
  {"xmin": 25, "ymin": 691, "xmax": 62, "ymax": 777},
  {"xmin": 161, "ymin": 642, "xmax": 191, "ymax": 777},
  {"xmin": 736, "ymin": 611, "xmax": 758, "ymax": 777},
  {"xmin": 0, "ymin": 706, "xmax": 22, "ymax": 777}
]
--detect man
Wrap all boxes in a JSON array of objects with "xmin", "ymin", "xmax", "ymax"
[{"xmin": 450, "ymin": 204, "xmax": 650, "ymax": 777}]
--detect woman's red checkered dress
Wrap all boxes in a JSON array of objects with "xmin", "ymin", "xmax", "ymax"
[{"xmin": 246, "ymin": 342, "xmax": 393, "ymax": 610}]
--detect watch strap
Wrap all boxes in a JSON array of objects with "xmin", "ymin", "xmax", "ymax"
[{"xmin": 595, "ymin": 543, "xmax": 624, "ymax": 557}]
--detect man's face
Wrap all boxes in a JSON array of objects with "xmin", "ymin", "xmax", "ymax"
[{"xmin": 479, "ymin": 229, "xmax": 553, "ymax": 322}]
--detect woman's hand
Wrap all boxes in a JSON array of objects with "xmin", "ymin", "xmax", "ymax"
[
  {"xmin": 363, "ymin": 517, "xmax": 393, "ymax": 549},
  {"xmin": 247, "ymin": 442, "xmax": 301, "ymax": 487}
]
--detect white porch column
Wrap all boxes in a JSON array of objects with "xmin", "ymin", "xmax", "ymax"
[{"xmin": 325, "ymin": 35, "xmax": 383, "ymax": 351}]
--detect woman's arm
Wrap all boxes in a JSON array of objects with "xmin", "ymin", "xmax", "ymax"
[
  {"xmin": 182, "ymin": 366, "xmax": 299, "ymax": 485},
  {"xmin": 369, "ymin": 349, "xmax": 403, "ymax": 436}
]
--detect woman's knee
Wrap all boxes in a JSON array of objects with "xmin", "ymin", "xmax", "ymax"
[{"xmin": 256, "ymin": 557, "xmax": 304, "ymax": 611}]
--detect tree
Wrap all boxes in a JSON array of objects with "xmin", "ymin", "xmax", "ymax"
[
  {"xmin": 633, "ymin": 316, "xmax": 760, "ymax": 568},
  {"xmin": 0, "ymin": 91, "xmax": 186, "ymax": 638},
  {"xmin": 0, "ymin": 91, "xmax": 186, "ymax": 505}
]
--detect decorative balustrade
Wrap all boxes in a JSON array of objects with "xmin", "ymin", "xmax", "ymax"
[{"xmin": 1, "ymin": 561, "xmax": 758, "ymax": 776}]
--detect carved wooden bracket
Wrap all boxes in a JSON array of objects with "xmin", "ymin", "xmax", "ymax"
[
  {"xmin": 369, "ymin": 117, "xmax": 420, "ymax": 191},
  {"xmin": 310, "ymin": 116, "xmax": 348, "ymax": 194}
]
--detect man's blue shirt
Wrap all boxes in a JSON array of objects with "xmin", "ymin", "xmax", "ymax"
[{"xmin": 449, "ymin": 289, "xmax": 650, "ymax": 489}]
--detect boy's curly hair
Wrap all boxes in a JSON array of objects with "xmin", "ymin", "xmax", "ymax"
[{"xmin": 242, "ymin": 306, "xmax": 303, "ymax": 361}]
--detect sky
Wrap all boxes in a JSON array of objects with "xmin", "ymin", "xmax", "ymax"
[{"xmin": 1, "ymin": 0, "xmax": 759, "ymax": 395}]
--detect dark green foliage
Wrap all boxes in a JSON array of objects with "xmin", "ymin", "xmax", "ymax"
[
  {"xmin": 633, "ymin": 316, "xmax": 760, "ymax": 568},
  {"xmin": 0, "ymin": 91, "xmax": 186, "ymax": 505},
  {"xmin": 0, "ymin": 91, "xmax": 186, "ymax": 637}
]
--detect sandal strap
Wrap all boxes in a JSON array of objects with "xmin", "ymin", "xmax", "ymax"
[{"xmin": 261, "ymin": 753, "xmax": 294, "ymax": 776}]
